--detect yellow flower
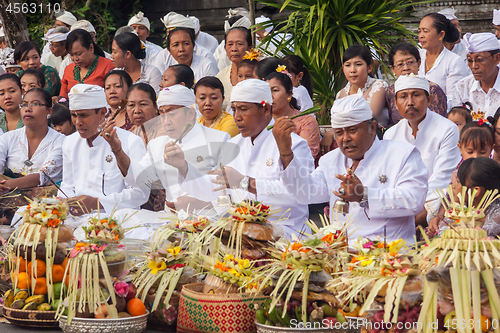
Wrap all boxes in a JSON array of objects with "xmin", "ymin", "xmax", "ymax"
[
  {"xmin": 276, "ymin": 65, "xmax": 287, "ymax": 73},
  {"xmin": 167, "ymin": 246, "xmax": 180, "ymax": 256},
  {"xmin": 225, "ymin": 254, "xmax": 234, "ymax": 261},
  {"xmin": 148, "ymin": 260, "xmax": 167, "ymax": 274},
  {"xmin": 238, "ymin": 259, "xmax": 250, "ymax": 269},
  {"xmin": 228, "ymin": 268, "xmax": 240, "ymax": 277}
]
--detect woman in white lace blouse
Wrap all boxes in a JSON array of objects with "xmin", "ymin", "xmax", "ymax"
[
  {"xmin": 336, "ymin": 45, "xmax": 389, "ymax": 127},
  {"xmin": 0, "ymin": 87, "xmax": 64, "ymax": 194}
]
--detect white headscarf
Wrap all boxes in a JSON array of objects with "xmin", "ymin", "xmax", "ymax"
[
  {"xmin": 224, "ymin": 8, "xmax": 252, "ymax": 34},
  {"xmin": 230, "ymin": 79, "xmax": 272, "ymax": 105},
  {"xmin": 161, "ymin": 12, "xmax": 196, "ymax": 30},
  {"xmin": 71, "ymin": 20, "xmax": 96, "ymax": 34},
  {"xmin": 56, "ymin": 11, "xmax": 77, "ymax": 27},
  {"xmin": 157, "ymin": 85, "xmax": 196, "ymax": 108},
  {"xmin": 128, "ymin": 11, "xmax": 150, "ymax": 31},
  {"xmin": 255, "ymin": 15, "xmax": 273, "ymax": 33},
  {"xmin": 188, "ymin": 16, "xmax": 200, "ymax": 34},
  {"xmin": 42, "ymin": 28, "xmax": 69, "ymax": 43},
  {"xmin": 394, "ymin": 74, "xmax": 430, "ymax": 95},
  {"xmin": 68, "ymin": 84, "xmax": 107, "ymax": 111},
  {"xmin": 438, "ymin": 8, "xmax": 457, "ymax": 21},
  {"xmin": 464, "ymin": 32, "xmax": 500, "ymax": 54},
  {"xmin": 330, "ymin": 93, "xmax": 373, "ymax": 129},
  {"xmin": 494, "ymin": 9, "xmax": 500, "ymax": 26},
  {"xmin": 0, "ymin": 28, "xmax": 4, "ymax": 38}
]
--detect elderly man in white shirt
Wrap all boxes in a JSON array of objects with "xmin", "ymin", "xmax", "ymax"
[
  {"xmin": 60, "ymin": 84, "xmax": 149, "ymax": 222},
  {"xmin": 177, "ymin": 79, "xmax": 315, "ymax": 239},
  {"xmin": 154, "ymin": 12, "xmax": 218, "ymax": 75},
  {"xmin": 452, "ymin": 33, "xmax": 500, "ymax": 118},
  {"xmin": 41, "ymin": 27, "xmax": 70, "ymax": 74},
  {"xmin": 273, "ymin": 93, "xmax": 427, "ymax": 244},
  {"xmin": 384, "ymin": 74, "xmax": 461, "ymax": 227},
  {"xmin": 41, "ymin": 11, "xmax": 77, "ymax": 63},
  {"xmin": 128, "ymin": 11, "xmax": 163, "ymax": 67}
]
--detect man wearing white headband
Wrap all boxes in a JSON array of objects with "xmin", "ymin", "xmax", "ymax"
[
  {"xmin": 188, "ymin": 16, "xmax": 218, "ymax": 53},
  {"xmin": 59, "ymin": 84, "xmax": 148, "ymax": 223},
  {"xmin": 154, "ymin": 12, "xmax": 218, "ymax": 75},
  {"xmin": 41, "ymin": 27, "xmax": 70, "ymax": 75},
  {"xmin": 273, "ymin": 93, "xmax": 427, "ymax": 244},
  {"xmin": 452, "ymin": 33, "xmax": 500, "ymax": 117},
  {"xmin": 385, "ymin": 74, "xmax": 460, "ymax": 228},
  {"xmin": 177, "ymin": 79, "xmax": 314, "ymax": 238},
  {"xmin": 104, "ymin": 85, "xmax": 230, "ymax": 222},
  {"xmin": 128, "ymin": 11, "xmax": 163, "ymax": 67}
]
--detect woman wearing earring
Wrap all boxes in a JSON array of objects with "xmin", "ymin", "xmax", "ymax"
[
  {"xmin": 266, "ymin": 70, "xmax": 320, "ymax": 158},
  {"xmin": 418, "ymin": 13, "xmax": 468, "ymax": 100}
]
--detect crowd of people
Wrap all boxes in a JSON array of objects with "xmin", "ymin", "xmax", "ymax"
[{"xmin": 0, "ymin": 6, "xmax": 499, "ymax": 244}]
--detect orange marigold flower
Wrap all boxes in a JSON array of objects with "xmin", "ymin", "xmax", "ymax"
[
  {"xmin": 291, "ymin": 242, "xmax": 302, "ymax": 251},
  {"xmin": 52, "ymin": 209, "xmax": 61, "ymax": 216},
  {"xmin": 47, "ymin": 219, "xmax": 61, "ymax": 227},
  {"xmin": 321, "ymin": 234, "xmax": 333, "ymax": 243},
  {"xmin": 377, "ymin": 243, "xmax": 384, "ymax": 248}
]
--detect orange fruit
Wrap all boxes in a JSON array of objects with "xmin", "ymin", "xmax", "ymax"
[
  {"xmin": 52, "ymin": 265, "xmax": 65, "ymax": 283},
  {"xmin": 27, "ymin": 259, "xmax": 46, "ymax": 278},
  {"xmin": 17, "ymin": 257, "xmax": 27, "ymax": 272},
  {"xmin": 61, "ymin": 257, "xmax": 69, "ymax": 270},
  {"xmin": 126, "ymin": 298, "xmax": 146, "ymax": 316},
  {"xmin": 34, "ymin": 277, "xmax": 48, "ymax": 295},
  {"xmin": 481, "ymin": 315, "xmax": 491, "ymax": 332},
  {"xmin": 16, "ymin": 272, "xmax": 30, "ymax": 289}
]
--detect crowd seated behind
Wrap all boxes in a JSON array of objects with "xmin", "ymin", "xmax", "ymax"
[{"xmin": 1, "ymin": 8, "xmax": 500, "ymax": 243}]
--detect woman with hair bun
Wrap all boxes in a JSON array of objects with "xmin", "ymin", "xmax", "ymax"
[
  {"xmin": 418, "ymin": 13, "xmax": 468, "ymax": 99},
  {"xmin": 111, "ymin": 32, "xmax": 162, "ymax": 95}
]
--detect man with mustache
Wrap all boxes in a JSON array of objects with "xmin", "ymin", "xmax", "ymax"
[
  {"xmin": 273, "ymin": 93, "xmax": 428, "ymax": 244},
  {"xmin": 384, "ymin": 74, "xmax": 460, "ymax": 228},
  {"xmin": 451, "ymin": 32, "xmax": 500, "ymax": 118}
]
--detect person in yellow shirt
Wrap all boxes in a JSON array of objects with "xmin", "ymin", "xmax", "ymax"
[{"xmin": 195, "ymin": 76, "xmax": 239, "ymax": 137}]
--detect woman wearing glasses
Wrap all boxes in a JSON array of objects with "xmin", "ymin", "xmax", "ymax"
[
  {"xmin": 0, "ymin": 86, "xmax": 64, "ymax": 223},
  {"xmin": 386, "ymin": 43, "xmax": 448, "ymax": 125}
]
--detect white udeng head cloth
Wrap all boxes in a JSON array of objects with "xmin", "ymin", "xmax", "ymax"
[
  {"xmin": 71, "ymin": 20, "xmax": 96, "ymax": 34},
  {"xmin": 68, "ymin": 84, "xmax": 107, "ymax": 111},
  {"xmin": 255, "ymin": 15, "xmax": 273, "ymax": 33},
  {"xmin": 188, "ymin": 16, "xmax": 201, "ymax": 34},
  {"xmin": 42, "ymin": 28, "xmax": 69, "ymax": 43},
  {"xmin": 157, "ymin": 85, "xmax": 196, "ymax": 108},
  {"xmin": 330, "ymin": 93, "xmax": 373, "ymax": 129},
  {"xmin": 438, "ymin": 7, "xmax": 457, "ymax": 21},
  {"xmin": 230, "ymin": 79, "xmax": 272, "ymax": 105},
  {"xmin": 128, "ymin": 11, "xmax": 150, "ymax": 31},
  {"xmin": 464, "ymin": 32, "xmax": 500, "ymax": 53},
  {"xmin": 161, "ymin": 12, "xmax": 196, "ymax": 30},
  {"xmin": 394, "ymin": 74, "xmax": 430, "ymax": 95},
  {"xmin": 56, "ymin": 11, "xmax": 77, "ymax": 26},
  {"xmin": 494, "ymin": 9, "xmax": 500, "ymax": 26}
]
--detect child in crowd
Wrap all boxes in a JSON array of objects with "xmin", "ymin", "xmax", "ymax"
[
  {"xmin": 427, "ymin": 119, "xmax": 495, "ymax": 236},
  {"xmin": 282, "ymin": 54, "xmax": 314, "ymax": 111},
  {"xmin": 19, "ymin": 68, "xmax": 45, "ymax": 96},
  {"xmin": 236, "ymin": 59, "xmax": 258, "ymax": 83},
  {"xmin": 159, "ymin": 64, "xmax": 195, "ymax": 90},
  {"xmin": 51, "ymin": 99, "xmax": 75, "ymax": 136},
  {"xmin": 447, "ymin": 103, "xmax": 473, "ymax": 132}
]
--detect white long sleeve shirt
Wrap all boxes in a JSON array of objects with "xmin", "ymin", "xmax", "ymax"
[
  {"xmin": 451, "ymin": 72, "xmax": 500, "ymax": 118},
  {"xmin": 384, "ymin": 109, "xmax": 461, "ymax": 217},
  {"xmin": 0, "ymin": 127, "xmax": 64, "ymax": 185},
  {"xmin": 196, "ymin": 31, "xmax": 219, "ymax": 53},
  {"xmin": 181, "ymin": 124, "xmax": 315, "ymax": 239},
  {"xmin": 59, "ymin": 128, "xmax": 149, "ymax": 212},
  {"xmin": 143, "ymin": 40, "xmax": 163, "ymax": 67},
  {"xmin": 153, "ymin": 44, "xmax": 219, "ymax": 76},
  {"xmin": 281, "ymin": 137, "xmax": 428, "ymax": 244}
]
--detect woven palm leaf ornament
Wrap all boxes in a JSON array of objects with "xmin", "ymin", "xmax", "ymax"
[{"xmin": 418, "ymin": 185, "xmax": 500, "ymax": 333}]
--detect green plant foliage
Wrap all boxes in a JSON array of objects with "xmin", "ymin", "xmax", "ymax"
[{"xmin": 255, "ymin": 0, "xmax": 433, "ymax": 124}]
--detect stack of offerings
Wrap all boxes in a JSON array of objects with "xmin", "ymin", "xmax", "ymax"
[
  {"xmin": 3, "ymin": 197, "xmax": 72, "ymax": 327},
  {"xmin": 418, "ymin": 185, "xmax": 500, "ymax": 333}
]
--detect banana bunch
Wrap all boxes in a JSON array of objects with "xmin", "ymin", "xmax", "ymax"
[{"xmin": 3, "ymin": 289, "xmax": 53, "ymax": 311}]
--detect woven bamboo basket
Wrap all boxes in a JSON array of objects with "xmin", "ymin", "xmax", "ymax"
[
  {"xmin": 3, "ymin": 305, "xmax": 58, "ymax": 328},
  {"xmin": 177, "ymin": 282, "xmax": 269, "ymax": 333}
]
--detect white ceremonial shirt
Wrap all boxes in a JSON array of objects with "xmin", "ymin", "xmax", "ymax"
[
  {"xmin": 451, "ymin": 40, "xmax": 467, "ymax": 61},
  {"xmin": 143, "ymin": 40, "xmax": 163, "ymax": 67},
  {"xmin": 153, "ymin": 44, "xmax": 219, "ymax": 75},
  {"xmin": 418, "ymin": 48, "xmax": 469, "ymax": 105},
  {"xmin": 214, "ymin": 41, "xmax": 231, "ymax": 71},
  {"xmin": 181, "ymin": 123, "xmax": 315, "ymax": 239},
  {"xmin": 59, "ymin": 128, "xmax": 149, "ymax": 213},
  {"xmin": 127, "ymin": 122, "xmax": 231, "ymax": 203},
  {"xmin": 0, "ymin": 127, "xmax": 64, "ymax": 185},
  {"xmin": 384, "ymin": 109, "xmax": 461, "ymax": 218},
  {"xmin": 118, "ymin": 62, "xmax": 162, "ymax": 95},
  {"xmin": 293, "ymin": 85, "xmax": 314, "ymax": 112},
  {"xmin": 196, "ymin": 31, "xmax": 219, "ymax": 53},
  {"xmin": 452, "ymin": 72, "xmax": 500, "ymax": 118},
  {"xmin": 281, "ymin": 137, "xmax": 428, "ymax": 244}
]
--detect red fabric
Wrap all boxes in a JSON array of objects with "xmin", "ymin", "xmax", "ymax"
[{"xmin": 59, "ymin": 56, "xmax": 115, "ymax": 98}]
